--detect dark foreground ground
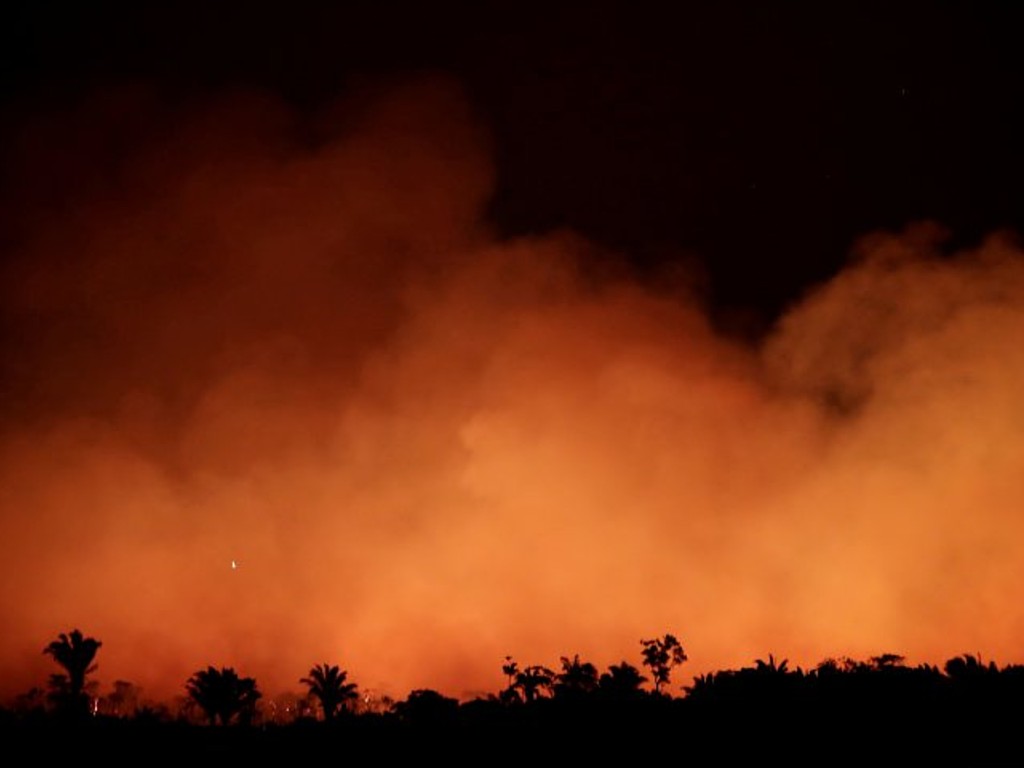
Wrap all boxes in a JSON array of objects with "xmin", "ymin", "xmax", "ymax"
[{"xmin": 5, "ymin": 691, "xmax": 1024, "ymax": 766}]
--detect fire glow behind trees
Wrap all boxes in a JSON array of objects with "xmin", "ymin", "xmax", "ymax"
[{"xmin": 1, "ymin": 4, "xmax": 1023, "ymax": 703}]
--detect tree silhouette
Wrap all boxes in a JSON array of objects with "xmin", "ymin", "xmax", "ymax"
[
  {"xmin": 944, "ymin": 653, "xmax": 997, "ymax": 679},
  {"xmin": 501, "ymin": 656, "xmax": 521, "ymax": 704},
  {"xmin": 599, "ymin": 661, "xmax": 648, "ymax": 699},
  {"xmin": 104, "ymin": 680, "xmax": 141, "ymax": 717},
  {"xmin": 869, "ymin": 653, "xmax": 906, "ymax": 670},
  {"xmin": 684, "ymin": 672, "xmax": 719, "ymax": 699},
  {"xmin": 13, "ymin": 686, "xmax": 47, "ymax": 714},
  {"xmin": 554, "ymin": 654, "xmax": 599, "ymax": 699},
  {"xmin": 513, "ymin": 665, "xmax": 555, "ymax": 702},
  {"xmin": 300, "ymin": 663, "xmax": 358, "ymax": 721},
  {"xmin": 393, "ymin": 689, "xmax": 459, "ymax": 723},
  {"xmin": 185, "ymin": 667, "xmax": 261, "ymax": 726},
  {"xmin": 43, "ymin": 628, "xmax": 102, "ymax": 715},
  {"xmin": 640, "ymin": 634, "xmax": 687, "ymax": 694},
  {"xmin": 754, "ymin": 654, "xmax": 790, "ymax": 675}
]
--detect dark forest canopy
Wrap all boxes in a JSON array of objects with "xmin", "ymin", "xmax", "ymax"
[{"xmin": 6, "ymin": 647, "xmax": 1024, "ymax": 764}]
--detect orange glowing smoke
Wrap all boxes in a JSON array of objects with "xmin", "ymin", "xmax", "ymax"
[{"xmin": 2, "ymin": 78, "xmax": 1024, "ymax": 702}]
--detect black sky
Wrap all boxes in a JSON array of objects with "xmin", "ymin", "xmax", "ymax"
[{"xmin": 3, "ymin": 1, "xmax": 1022, "ymax": 330}]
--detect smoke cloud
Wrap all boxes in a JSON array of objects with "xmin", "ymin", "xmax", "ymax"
[{"xmin": 2, "ymin": 77, "xmax": 1023, "ymax": 702}]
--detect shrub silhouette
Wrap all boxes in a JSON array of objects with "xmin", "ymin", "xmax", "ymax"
[{"xmin": 394, "ymin": 689, "xmax": 459, "ymax": 723}]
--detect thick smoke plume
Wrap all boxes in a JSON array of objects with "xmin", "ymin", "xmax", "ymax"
[{"xmin": 2, "ymin": 78, "xmax": 1023, "ymax": 701}]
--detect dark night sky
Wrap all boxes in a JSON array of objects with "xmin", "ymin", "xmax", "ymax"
[{"xmin": 3, "ymin": 1, "xmax": 1022, "ymax": 328}]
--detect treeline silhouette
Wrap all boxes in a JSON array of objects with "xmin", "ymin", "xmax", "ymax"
[{"xmin": 5, "ymin": 628, "xmax": 1024, "ymax": 763}]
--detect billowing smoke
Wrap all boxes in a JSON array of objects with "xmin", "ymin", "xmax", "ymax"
[{"xmin": 2, "ymin": 77, "xmax": 1023, "ymax": 702}]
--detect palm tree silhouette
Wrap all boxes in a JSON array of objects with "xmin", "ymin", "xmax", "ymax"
[
  {"xmin": 43, "ymin": 629, "xmax": 102, "ymax": 714},
  {"xmin": 754, "ymin": 654, "xmax": 790, "ymax": 675},
  {"xmin": 502, "ymin": 656, "xmax": 519, "ymax": 689},
  {"xmin": 300, "ymin": 663, "xmax": 359, "ymax": 721},
  {"xmin": 554, "ymin": 654, "xmax": 599, "ymax": 699},
  {"xmin": 599, "ymin": 661, "xmax": 648, "ymax": 699},
  {"xmin": 185, "ymin": 666, "xmax": 261, "ymax": 726},
  {"xmin": 513, "ymin": 665, "xmax": 555, "ymax": 702}
]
